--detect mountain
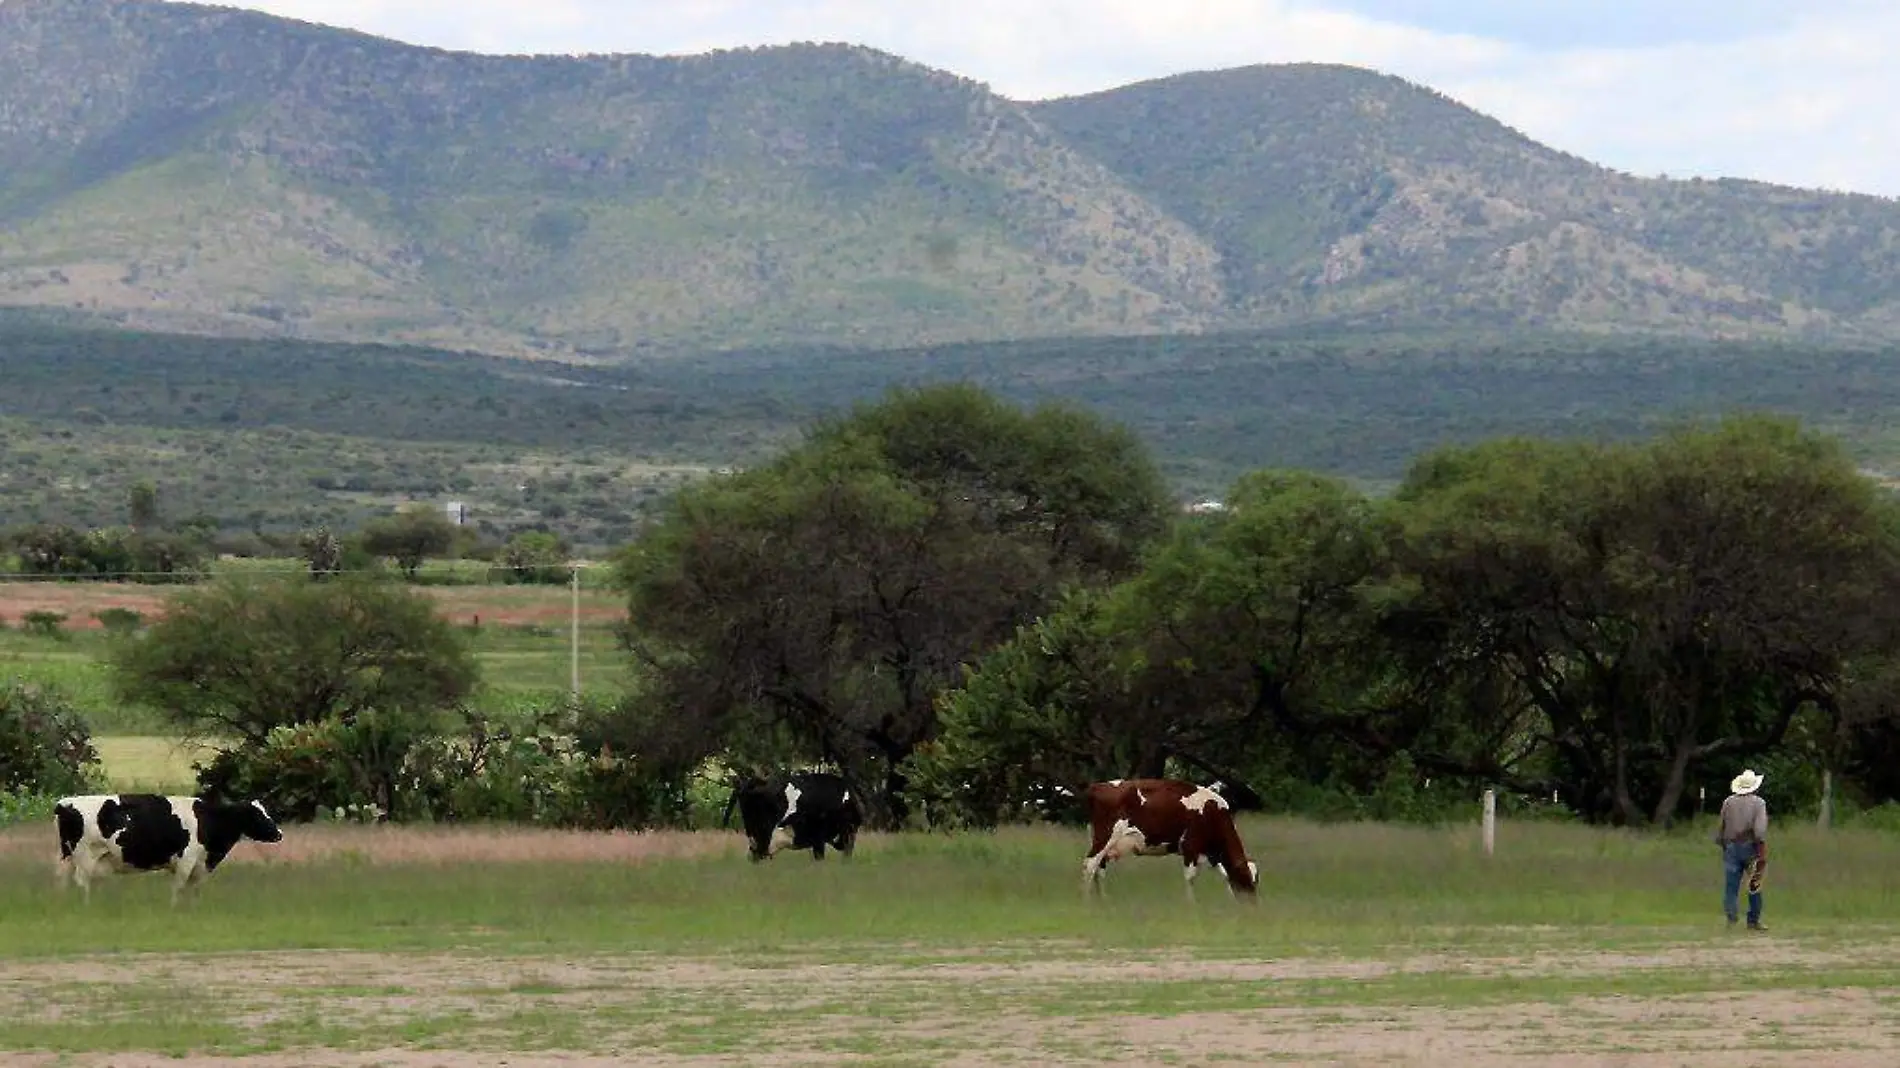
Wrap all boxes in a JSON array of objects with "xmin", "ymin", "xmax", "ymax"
[
  {"xmin": 1031, "ymin": 67, "xmax": 1900, "ymax": 339},
  {"xmin": 2, "ymin": 0, "xmax": 1899, "ymax": 359}
]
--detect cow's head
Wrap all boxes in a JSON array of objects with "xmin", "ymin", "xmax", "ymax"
[
  {"xmin": 242, "ymin": 800, "xmax": 285, "ymax": 843},
  {"xmin": 1184, "ymin": 786, "xmax": 1257, "ymax": 897},
  {"xmin": 1225, "ymin": 855, "xmax": 1259, "ymax": 895},
  {"xmin": 729, "ymin": 778, "xmax": 788, "ymax": 861}
]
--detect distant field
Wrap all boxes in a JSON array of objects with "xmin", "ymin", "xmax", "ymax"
[
  {"xmin": 0, "ymin": 574, "xmax": 627, "ymax": 739},
  {"xmin": 0, "ymin": 582, "xmax": 623, "ymax": 638},
  {"xmin": 0, "ymin": 818, "xmax": 1895, "ymax": 1065},
  {"xmin": 86, "ymin": 737, "xmax": 219, "ymax": 793}
]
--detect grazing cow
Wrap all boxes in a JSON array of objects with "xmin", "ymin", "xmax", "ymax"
[
  {"xmin": 724, "ymin": 771, "xmax": 863, "ymax": 862},
  {"xmin": 55, "ymin": 794, "xmax": 284, "ymax": 904},
  {"xmin": 1080, "ymin": 778, "xmax": 1259, "ymax": 898}
]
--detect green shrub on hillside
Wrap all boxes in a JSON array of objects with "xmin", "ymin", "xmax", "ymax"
[{"xmin": 0, "ymin": 679, "xmax": 102, "ymax": 796}]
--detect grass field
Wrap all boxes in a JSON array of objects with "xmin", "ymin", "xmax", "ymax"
[{"xmin": 1, "ymin": 818, "xmax": 1896, "ymax": 1066}]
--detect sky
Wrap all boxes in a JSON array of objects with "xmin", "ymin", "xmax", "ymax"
[{"xmin": 230, "ymin": 0, "xmax": 1900, "ymax": 197}]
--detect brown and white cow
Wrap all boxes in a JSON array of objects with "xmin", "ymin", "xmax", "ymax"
[{"xmin": 1080, "ymin": 778, "xmax": 1258, "ymax": 899}]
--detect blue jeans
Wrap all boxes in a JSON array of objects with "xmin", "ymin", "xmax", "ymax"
[{"xmin": 1722, "ymin": 840, "xmax": 1763, "ymax": 924}]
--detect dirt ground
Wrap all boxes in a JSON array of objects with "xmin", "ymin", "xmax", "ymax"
[
  {"xmin": 2, "ymin": 944, "xmax": 1894, "ymax": 1067},
  {"xmin": 0, "ymin": 581, "xmax": 623, "ymax": 629}
]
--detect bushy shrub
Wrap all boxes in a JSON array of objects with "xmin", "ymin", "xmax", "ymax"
[
  {"xmin": 1840, "ymin": 800, "xmax": 1900, "ymax": 833},
  {"xmin": 0, "ymin": 679, "xmax": 102, "ymax": 796},
  {"xmin": 196, "ymin": 702, "xmax": 699, "ymax": 830},
  {"xmin": 0, "ymin": 789, "xmax": 62, "ymax": 828},
  {"xmin": 94, "ymin": 607, "xmax": 143, "ymax": 635},
  {"xmin": 193, "ymin": 722, "xmax": 367, "ymax": 821},
  {"xmin": 20, "ymin": 610, "xmax": 66, "ymax": 638},
  {"xmin": 398, "ymin": 714, "xmax": 584, "ymax": 824}
]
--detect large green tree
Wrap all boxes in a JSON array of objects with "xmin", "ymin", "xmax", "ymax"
[
  {"xmin": 110, "ymin": 574, "xmax": 480, "ymax": 747},
  {"xmin": 1386, "ymin": 415, "xmax": 1900, "ymax": 824},
  {"xmin": 359, "ymin": 507, "xmax": 459, "ymax": 579},
  {"xmin": 913, "ymin": 469, "xmax": 1456, "ymax": 826},
  {"xmin": 615, "ymin": 383, "xmax": 1170, "ymax": 827}
]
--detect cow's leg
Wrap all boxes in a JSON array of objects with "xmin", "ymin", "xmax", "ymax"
[
  {"xmin": 811, "ymin": 841, "xmax": 826, "ymax": 861},
  {"xmin": 766, "ymin": 821, "xmax": 796, "ymax": 858},
  {"xmin": 70, "ymin": 850, "xmax": 97, "ymax": 905},
  {"xmin": 1081, "ymin": 842, "xmax": 1113, "ymax": 895},
  {"xmin": 169, "ymin": 855, "xmax": 205, "ymax": 908},
  {"xmin": 1083, "ymin": 819, "xmax": 1138, "ymax": 896},
  {"xmin": 1081, "ymin": 817, "xmax": 1114, "ymax": 892}
]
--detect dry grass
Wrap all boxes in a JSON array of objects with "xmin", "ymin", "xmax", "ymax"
[{"xmin": 0, "ymin": 821, "xmax": 747, "ymax": 867}]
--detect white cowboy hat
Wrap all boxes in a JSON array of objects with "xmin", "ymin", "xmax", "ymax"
[{"xmin": 1731, "ymin": 769, "xmax": 1764, "ymax": 795}]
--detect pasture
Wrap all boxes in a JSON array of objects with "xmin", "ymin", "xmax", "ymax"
[
  {"xmin": 0, "ymin": 575, "xmax": 626, "ymax": 766},
  {"xmin": 1, "ymin": 818, "xmax": 1897, "ymax": 1066}
]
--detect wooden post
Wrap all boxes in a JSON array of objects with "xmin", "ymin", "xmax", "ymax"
[
  {"xmin": 1482, "ymin": 788, "xmax": 1496, "ymax": 857},
  {"xmin": 1819, "ymin": 769, "xmax": 1833, "ymax": 830}
]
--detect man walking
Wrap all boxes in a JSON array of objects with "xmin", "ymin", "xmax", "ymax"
[{"xmin": 1714, "ymin": 768, "xmax": 1769, "ymax": 931}]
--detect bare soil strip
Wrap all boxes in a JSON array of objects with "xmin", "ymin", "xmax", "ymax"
[
  {"xmin": 3, "ymin": 945, "xmax": 1895, "ymax": 1067},
  {"xmin": 0, "ymin": 581, "xmax": 623, "ymax": 629}
]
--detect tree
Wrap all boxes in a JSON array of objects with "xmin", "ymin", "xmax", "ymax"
[
  {"xmin": 299, "ymin": 526, "xmax": 342, "ymax": 581},
  {"xmin": 502, "ymin": 530, "xmax": 569, "ymax": 584},
  {"xmin": 1386, "ymin": 416, "xmax": 1900, "ymax": 825},
  {"xmin": 127, "ymin": 481, "xmax": 160, "ymax": 532},
  {"xmin": 912, "ymin": 470, "xmax": 1418, "ymax": 825},
  {"xmin": 109, "ymin": 574, "xmax": 480, "ymax": 747},
  {"xmin": 616, "ymin": 383, "xmax": 1170, "ymax": 827},
  {"xmin": 359, "ymin": 507, "xmax": 457, "ymax": 579}
]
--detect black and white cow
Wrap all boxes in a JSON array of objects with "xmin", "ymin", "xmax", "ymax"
[
  {"xmin": 55, "ymin": 794, "xmax": 284, "ymax": 904},
  {"xmin": 723, "ymin": 771, "xmax": 863, "ymax": 862}
]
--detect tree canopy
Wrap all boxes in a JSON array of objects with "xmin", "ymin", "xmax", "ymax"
[
  {"xmin": 614, "ymin": 383, "xmax": 1172, "ymax": 827},
  {"xmin": 909, "ymin": 411, "xmax": 1900, "ymax": 828},
  {"xmin": 110, "ymin": 574, "xmax": 480, "ymax": 747}
]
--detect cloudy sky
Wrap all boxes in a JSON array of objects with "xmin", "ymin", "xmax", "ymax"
[{"xmin": 234, "ymin": 0, "xmax": 1899, "ymax": 197}]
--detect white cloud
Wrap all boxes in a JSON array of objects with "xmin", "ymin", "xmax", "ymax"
[{"xmin": 231, "ymin": 0, "xmax": 1900, "ymax": 197}]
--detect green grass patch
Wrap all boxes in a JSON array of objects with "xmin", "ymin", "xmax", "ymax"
[
  {"xmin": 92, "ymin": 735, "xmax": 217, "ymax": 792},
  {"xmin": 1, "ymin": 819, "xmax": 1896, "ymax": 1060},
  {"xmin": 3, "ymin": 819, "xmax": 1896, "ymax": 959}
]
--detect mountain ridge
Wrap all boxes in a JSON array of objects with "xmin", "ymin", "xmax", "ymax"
[{"xmin": 3, "ymin": 0, "xmax": 1898, "ymax": 359}]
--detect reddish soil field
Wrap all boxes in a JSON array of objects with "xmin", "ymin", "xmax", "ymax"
[{"xmin": 0, "ymin": 582, "xmax": 624, "ymax": 630}]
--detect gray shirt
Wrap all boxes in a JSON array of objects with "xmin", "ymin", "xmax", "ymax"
[{"xmin": 1714, "ymin": 792, "xmax": 1768, "ymax": 844}]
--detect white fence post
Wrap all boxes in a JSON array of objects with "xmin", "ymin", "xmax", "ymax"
[{"xmin": 1482, "ymin": 788, "xmax": 1496, "ymax": 857}]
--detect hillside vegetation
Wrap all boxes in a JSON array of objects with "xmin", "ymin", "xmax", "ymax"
[
  {"xmin": 7, "ymin": 320, "xmax": 1900, "ymax": 547},
  {"xmin": 2, "ymin": 0, "xmax": 1899, "ymax": 357}
]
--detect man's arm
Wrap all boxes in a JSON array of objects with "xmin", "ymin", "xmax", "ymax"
[{"xmin": 1753, "ymin": 796, "xmax": 1769, "ymax": 842}]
